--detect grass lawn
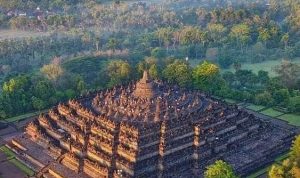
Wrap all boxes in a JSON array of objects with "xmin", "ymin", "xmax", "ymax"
[
  {"xmin": 5, "ymin": 109, "xmax": 48, "ymax": 123},
  {"xmin": 0, "ymin": 146, "xmax": 34, "ymax": 176},
  {"xmin": 260, "ymin": 108, "xmax": 284, "ymax": 117},
  {"xmin": 63, "ymin": 56, "xmax": 108, "ymax": 85},
  {"xmin": 278, "ymin": 114, "xmax": 300, "ymax": 126},
  {"xmin": 224, "ymin": 98, "xmax": 237, "ymax": 104},
  {"xmin": 0, "ymin": 146, "xmax": 16, "ymax": 159},
  {"xmin": 8, "ymin": 158, "xmax": 34, "ymax": 176},
  {"xmin": 222, "ymin": 58, "xmax": 300, "ymax": 77},
  {"xmin": 189, "ymin": 58, "xmax": 300, "ymax": 77},
  {"xmin": 246, "ymin": 104, "xmax": 266, "ymax": 111}
]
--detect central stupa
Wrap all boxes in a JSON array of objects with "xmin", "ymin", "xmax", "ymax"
[
  {"xmin": 133, "ymin": 70, "xmax": 157, "ymax": 98},
  {"xmin": 91, "ymin": 70, "xmax": 202, "ymax": 123}
]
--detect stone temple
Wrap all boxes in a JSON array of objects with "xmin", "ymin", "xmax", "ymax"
[{"xmin": 9, "ymin": 71, "xmax": 297, "ymax": 178}]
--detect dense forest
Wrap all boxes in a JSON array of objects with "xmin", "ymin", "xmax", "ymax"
[{"xmin": 0, "ymin": 0, "xmax": 299, "ymax": 119}]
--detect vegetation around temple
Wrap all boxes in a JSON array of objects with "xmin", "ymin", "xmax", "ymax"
[
  {"xmin": 204, "ymin": 160, "xmax": 238, "ymax": 178},
  {"xmin": 0, "ymin": 0, "xmax": 299, "ymax": 120},
  {"xmin": 268, "ymin": 135, "xmax": 300, "ymax": 178},
  {"xmin": 202, "ymin": 134, "xmax": 300, "ymax": 178},
  {"xmin": 0, "ymin": 146, "xmax": 35, "ymax": 176},
  {"xmin": 0, "ymin": 57, "xmax": 299, "ymax": 120}
]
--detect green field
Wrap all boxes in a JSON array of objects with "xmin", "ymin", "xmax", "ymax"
[
  {"xmin": 63, "ymin": 56, "xmax": 108, "ymax": 86},
  {"xmin": 0, "ymin": 146, "xmax": 16, "ymax": 159},
  {"xmin": 278, "ymin": 114, "xmax": 300, "ymax": 126},
  {"xmin": 8, "ymin": 158, "xmax": 35, "ymax": 176},
  {"xmin": 222, "ymin": 58, "xmax": 300, "ymax": 77},
  {"xmin": 224, "ymin": 98, "xmax": 237, "ymax": 104},
  {"xmin": 260, "ymin": 108, "xmax": 284, "ymax": 117},
  {"xmin": 4, "ymin": 109, "xmax": 48, "ymax": 123},
  {"xmin": 0, "ymin": 146, "xmax": 34, "ymax": 176},
  {"xmin": 189, "ymin": 58, "xmax": 300, "ymax": 77},
  {"xmin": 246, "ymin": 104, "xmax": 266, "ymax": 111}
]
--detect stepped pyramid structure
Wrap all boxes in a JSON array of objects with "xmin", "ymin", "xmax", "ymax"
[{"xmin": 10, "ymin": 71, "xmax": 297, "ymax": 178}]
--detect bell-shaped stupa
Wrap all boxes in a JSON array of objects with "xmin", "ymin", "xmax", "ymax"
[{"xmin": 133, "ymin": 70, "xmax": 157, "ymax": 98}]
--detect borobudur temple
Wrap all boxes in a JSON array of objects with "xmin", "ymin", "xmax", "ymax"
[{"xmin": 9, "ymin": 71, "xmax": 297, "ymax": 178}]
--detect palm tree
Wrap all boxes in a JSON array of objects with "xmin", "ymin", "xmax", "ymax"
[{"xmin": 281, "ymin": 33, "xmax": 289, "ymax": 49}]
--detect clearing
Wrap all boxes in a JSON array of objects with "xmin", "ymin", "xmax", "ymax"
[{"xmin": 0, "ymin": 30, "xmax": 49, "ymax": 40}]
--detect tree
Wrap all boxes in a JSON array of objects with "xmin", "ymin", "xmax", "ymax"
[
  {"xmin": 151, "ymin": 47, "xmax": 166, "ymax": 59},
  {"xmin": 107, "ymin": 38, "xmax": 119, "ymax": 52},
  {"xmin": 207, "ymin": 23, "xmax": 226, "ymax": 44},
  {"xmin": 252, "ymin": 42, "xmax": 267, "ymax": 63},
  {"xmin": 179, "ymin": 27, "xmax": 207, "ymax": 58},
  {"xmin": 268, "ymin": 164, "xmax": 285, "ymax": 178},
  {"xmin": 50, "ymin": 0, "xmax": 64, "ymax": 10},
  {"xmin": 76, "ymin": 79, "xmax": 86, "ymax": 94},
  {"xmin": 149, "ymin": 64, "xmax": 159, "ymax": 80},
  {"xmin": 291, "ymin": 135, "xmax": 300, "ymax": 160},
  {"xmin": 235, "ymin": 70, "xmax": 258, "ymax": 88},
  {"xmin": 31, "ymin": 96, "xmax": 46, "ymax": 111},
  {"xmin": 222, "ymin": 71, "xmax": 235, "ymax": 87},
  {"xmin": 286, "ymin": 2, "xmax": 300, "ymax": 31},
  {"xmin": 255, "ymin": 91, "xmax": 274, "ymax": 106},
  {"xmin": 162, "ymin": 60, "xmax": 192, "ymax": 88},
  {"xmin": 230, "ymin": 24, "xmax": 250, "ymax": 50},
  {"xmin": 32, "ymin": 80, "xmax": 55, "ymax": 101},
  {"xmin": 81, "ymin": 31, "xmax": 93, "ymax": 45},
  {"xmin": 217, "ymin": 51, "xmax": 233, "ymax": 69},
  {"xmin": 258, "ymin": 28, "xmax": 271, "ymax": 46},
  {"xmin": 193, "ymin": 61, "xmax": 225, "ymax": 93},
  {"xmin": 0, "ymin": 0, "xmax": 24, "ymax": 10},
  {"xmin": 288, "ymin": 96, "xmax": 300, "ymax": 112},
  {"xmin": 274, "ymin": 60, "xmax": 300, "ymax": 89},
  {"xmin": 137, "ymin": 57, "xmax": 161, "ymax": 79},
  {"xmin": 65, "ymin": 89, "xmax": 76, "ymax": 99},
  {"xmin": 3, "ymin": 75, "xmax": 31, "ymax": 93},
  {"xmin": 106, "ymin": 60, "xmax": 131, "ymax": 87},
  {"xmin": 204, "ymin": 160, "xmax": 238, "ymax": 178},
  {"xmin": 233, "ymin": 61, "xmax": 241, "ymax": 72},
  {"xmin": 2, "ymin": 75, "xmax": 32, "ymax": 116},
  {"xmin": 94, "ymin": 34, "xmax": 101, "ymax": 51},
  {"xmin": 273, "ymin": 89, "xmax": 290, "ymax": 106},
  {"xmin": 40, "ymin": 63, "xmax": 63, "ymax": 83},
  {"xmin": 269, "ymin": 135, "xmax": 300, "ymax": 178},
  {"xmin": 257, "ymin": 70, "xmax": 270, "ymax": 85},
  {"xmin": 281, "ymin": 33, "xmax": 289, "ymax": 49},
  {"xmin": 9, "ymin": 16, "xmax": 28, "ymax": 30},
  {"xmin": 155, "ymin": 27, "xmax": 173, "ymax": 51}
]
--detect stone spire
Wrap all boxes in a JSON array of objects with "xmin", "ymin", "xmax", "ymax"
[
  {"xmin": 133, "ymin": 70, "xmax": 158, "ymax": 99},
  {"xmin": 141, "ymin": 70, "xmax": 150, "ymax": 82}
]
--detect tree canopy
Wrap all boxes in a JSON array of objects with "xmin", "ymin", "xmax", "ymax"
[
  {"xmin": 204, "ymin": 160, "xmax": 238, "ymax": 178},
  {"xmin": 162, "ymin": 60, "xmax": 192, "ymax": 88},
  {"xmin": 269, "ymin": 135, "xmax": 300, "ymax": 178},
  {"xmin": 106, "ymin": 60, "xmax": 132, "ymax": 87},
  {"xmin": 193, "ymin": 61, "xmax": 224, "ymax": 93}
]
